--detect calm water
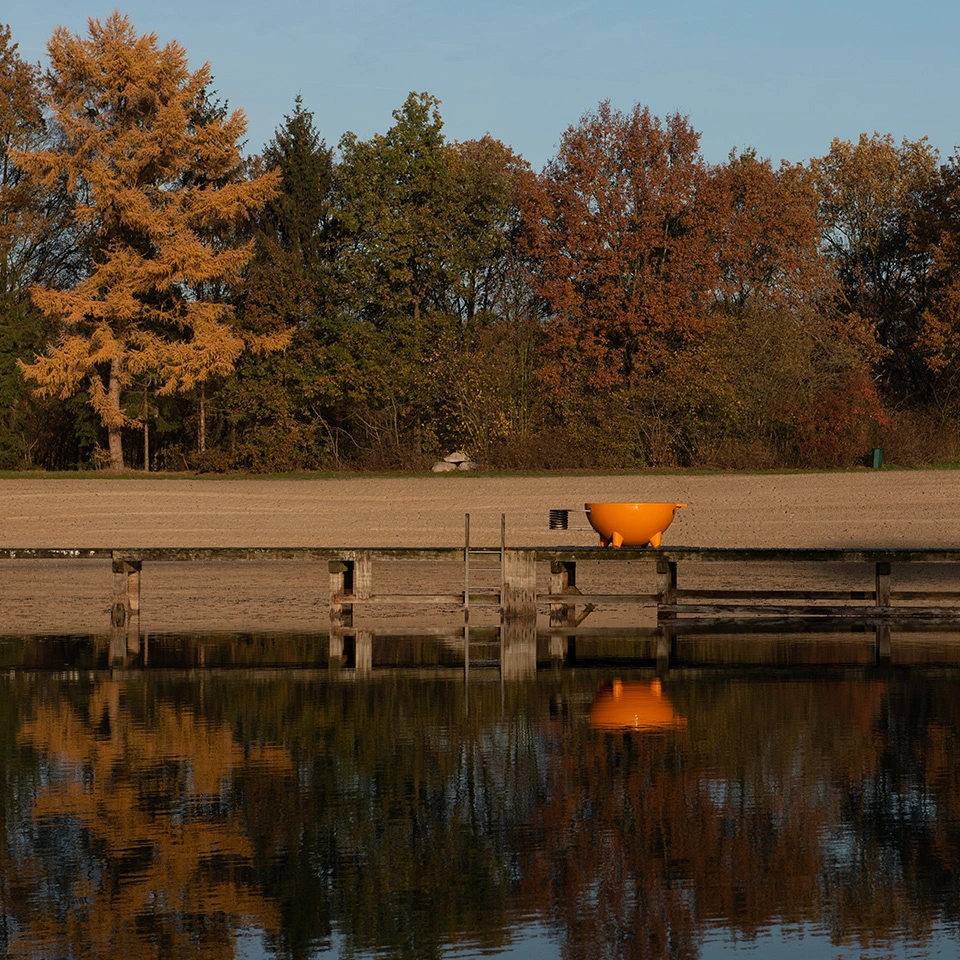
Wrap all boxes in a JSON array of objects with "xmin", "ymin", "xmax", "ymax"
[{"xmin": 3, "ymin": 632, "xmax": 960, "ymax": 959}]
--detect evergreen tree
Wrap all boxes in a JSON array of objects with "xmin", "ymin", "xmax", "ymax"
[{"xmin": 220, "ymin": 96, "xmax": 347, "ymax": 470}]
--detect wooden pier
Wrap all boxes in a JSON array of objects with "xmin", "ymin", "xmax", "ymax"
[
  {"xmin": 542, "ymin": 546, "xmax": 960, "ymax": 623},
  {"xmin": 3, "ymin": 543, "xmax": 960, "ymax": 636}
]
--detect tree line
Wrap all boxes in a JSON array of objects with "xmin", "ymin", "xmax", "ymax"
[{"xmin": 2, "ymin": 14, "xmax": 960, "ymax": 472}]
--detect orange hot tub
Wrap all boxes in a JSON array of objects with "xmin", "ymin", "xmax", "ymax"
[
  {"xmin": 589, "ymin": 679, "xmax": 687, "ymax": 732},
  {"xmin": 585, "ymin": 501, "xmax": 686, "ymax": 548}
]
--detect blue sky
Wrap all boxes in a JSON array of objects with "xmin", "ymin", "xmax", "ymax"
[{"xmin": 6, "ymin": 1, "xmax": 958, "ymax": 170}]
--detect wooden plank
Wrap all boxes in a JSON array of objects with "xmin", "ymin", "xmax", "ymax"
[
  {"xmin": 539, "ymin": 593, "xmax": 658, "ymax": 604},
  {"xmin": 0, "ymin": 548, "xmax": 113, "ymax": 560},
  {"xmin": 536, "ymin": 546, "xmax": 960, "ymax": 564},
  {"xmin": 353, "ymin": 552, "xmax": 373, "ymax": 600},
  {"xmin": 659, "ymin": 603, "xmax": 960, "ymax": 618},
  {"xmin": 5, "ymin": 544, "xmax": 960, "ymax": 563},
  {"xmin": 331, "ymin": 594, "xmax": 465, "ymax": 605},
  {"xmin": 5, "ymin": 544, "xmax": 960, "ymax": 565},
  {"xmin": 110, "ymin": 546, "xmax": 463, "ymax": 563},
  {"xmin": 676, "ymin": 589, "xmax": 876, "ymax": 601},
  {"xmin": 539, "ymin": 625, "xmax": 663, "ymax": 637},
  {"xmin": 893, "ymin": 591, "xmax": 960, "ymax": 602}
]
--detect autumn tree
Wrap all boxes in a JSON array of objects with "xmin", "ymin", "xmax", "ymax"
[
  {"xmin": 705, "ymin": 150, "xmax": 831, "ymax": 316},
  {"xmin": 0, "ymin": 24, "xmax": 88, "ymax": 467},
  {"xmin": 15, "ymin": 13, "xmax": 281, "ymax": 470},
  {"xmin": 0, "ymin": 25, "xmax": 44, "ymax": 302},
  {"xmin": 812, "ymin": 133, "xmax": 941, "ymax": 402},
  {"xmin": 518, "ymin": 101, "xmax": 718, "ymax": 465},
  {"xmin": 915, "ymin": 156, "xmax": 960, "ymax": 425},
  {"xmin": 685, "ymin": 151, "xmax": 882, "ymax": 466}
]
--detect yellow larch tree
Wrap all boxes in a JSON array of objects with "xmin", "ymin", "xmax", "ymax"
[{"xmin": 15, "ymin": 13, "xmax": 282, "ymax": 469}]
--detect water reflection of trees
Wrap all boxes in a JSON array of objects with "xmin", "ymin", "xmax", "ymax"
[
  {"xmin": 4, "ymin": 677, "xmax": 287, "ymax": 959},
  {"xmin": 523, "ymin": 679, "xmax": 960, "ymax": 959},
  {"xmin": 3, "ymin": 674, "xmax": 960, "ymax": 959}
]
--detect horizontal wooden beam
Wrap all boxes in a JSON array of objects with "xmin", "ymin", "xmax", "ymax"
[
  {"xmin": 676, "ymin": 588, "xmax": 877, "ymax": 601},
  {"xmin": 0, "ymin": 546, "xmax": 466, "ymax": 563},
  {"xmin": 659, "ymin": 602, "xmax": 960, "ymax": 618},
  {"xmin": 331, "ymin": 593, "xmax": 466, "ymax": 605},
  {"xmin": 5, "ymin": 545, "xmax": 960, "ymax": 564},
  {"xmin": 537, "ymin": 546, "xmax": 960, "ymax": 564},
  {"xmin": 0, "ymin": 548, "xmax": 113, "ymax": 560},
  {"xmin": 540, "ymin": 593, "xmax": 659, "ymax": 604}
]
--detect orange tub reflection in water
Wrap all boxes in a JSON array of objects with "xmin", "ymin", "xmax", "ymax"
[
  {"xmin": 585, "ymin": 501, "xmax": 687, "ymax": 548},
  {"xmin": 589, "ymin": 679, "xmax": 687, "ymax": 732}
]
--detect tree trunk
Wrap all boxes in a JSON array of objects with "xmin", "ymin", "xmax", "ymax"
[
  {"xmin": 199, "ymin": 381, "xmax": 206, "ymax": 453},
  {"xmin": 143, "ymin": 383, "xmax": 150, "ymax": 472},
  {"xmin": 108, "ymin": 357, "xmax": 124, "ymax": 471}
]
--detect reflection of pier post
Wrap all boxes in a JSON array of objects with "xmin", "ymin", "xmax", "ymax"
[
  {"xmin": 874, "ymin": 563, "xmax": 892, "ymax": 664},
  {"xmin": 328, "ymin": 631, "xmax": 344, "ymax": 669},
  {"xmin": 875, "ymin": 624, "xmax": 892, "ymax": 663},
  {"xmin": 110, "ymin": 556, "xmax": 141, "ymax": 661},
  {"xmin": 547, "ymin": 633, "xmax": 576, "ymax": 663},
  {"xmin": 354, "ymin": 629, "xmax": 373, "ymax": 676},
  {"xmin": 501, "ymin": 618, "xmax": 537, "ymax": 680},
  {"xmin": 548, "ymin": 560, "xmax": 577, "ymax": 664},
  {"xmin": 656, "ymin": 625, "xmax": 676, "ymax": 674}
]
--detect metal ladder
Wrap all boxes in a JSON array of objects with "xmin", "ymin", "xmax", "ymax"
[{"xmin": 463, "ymin": 513, "xmax": 505, "ymax": 622}]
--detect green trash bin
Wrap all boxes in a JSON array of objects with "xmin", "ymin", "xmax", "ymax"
[{"xmin": 871, "ymin": 448, "xmax": 883, "ymax": 469}]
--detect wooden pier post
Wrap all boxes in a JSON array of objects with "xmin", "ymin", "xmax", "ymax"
[
  {"xmin": 656, "ymin": 560, "xmax": 678, "ymax": 624},
  {"xmin": 875, "ymin": 561, "xmax": 892, "ymax": 609},
  {"xmin": 330, "ymin": 553, "xmax": 374, "ymax": 632},
  {"xmin": 549, "ymin": 560, "xmax": 577, "ymax": 628},
  {"xmin": 110, "ymin": 556, "xmax": 141, "ymax": 657},
  {"xmin": 502, "ymin": 549, "xmax": 537, "ymax": 621}
]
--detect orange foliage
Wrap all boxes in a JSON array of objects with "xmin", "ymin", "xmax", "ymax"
[
  {"xmin": 10, "ymin": 679, "xmax": 288, "ymax": 959},
  {"xmin": 15, "ymin": 14, "xmax": 281, "ymax": 470},
  {"xmin": 521, "ymin": 101, "xmax": 716, "ymax": 398}
]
